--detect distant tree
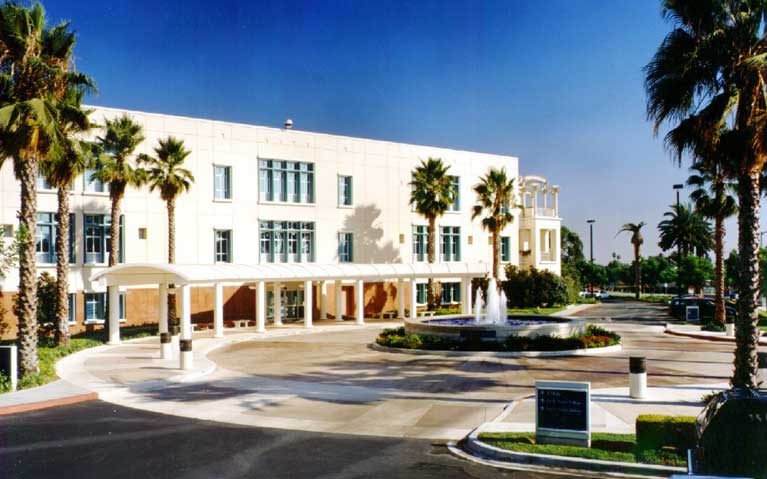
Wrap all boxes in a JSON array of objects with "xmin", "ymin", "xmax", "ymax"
[
  {"xmin": 724, "ymin": 250, "xmax": 740, "ymax": 291},
  {"xmin": 677, "ymin": 255, "xmax": 714, "ymax": 293},
  {"xmin": 617, "ymin": 222, "xmax": 646, "ymax": 299},
  {"xmin": 658, "ymin": 203, "xmax": 713, "ymax": 259},
  {"xmin": 580, "ymin": 261, "xmax": 608, "ymax": 291},
  {"xmin": 409, "ymin": 158, "xmax": 455, "ymax": 309},
  {"xmin": 561, "ymin": 226, "xmax": 584, "ymax": 264},
  {"xmin": 642, "ymin": 255, "xmax": 676, "ymax": 292},
  {"xmin": 472, "ymin": 167, "xmax": 515, "ymax": 280}
]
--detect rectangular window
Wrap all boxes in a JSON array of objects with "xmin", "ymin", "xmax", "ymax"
[
  {"xmin": 412, "ymin": 225, "xmax": 427, "ymax": 262},
  {"xmin": 214, "ymin": 166, "xmax": 232, "ymax": 200},
  {"xmin": 447, "ymin": 176, "xmax": 460, "ymax": 211},
  {"xmin": 259, "ymin": 221, "xmax": 314, "ymax": 263},
  {"xmin": 416, "ymin": 283, "xmax": 427, "ymax": 305},
  {"xmin": 501, "ymin": 236, "xmax": 510, "ymax": 262},
  {"xmin": 36, "ymin": 213, "xmax": 76, "ymax": 264},
  {"xmin": 440, "ymin": 226, "xmax": 461, "ymax": 262},
  {"xmin": 84, "ymin": 292, "xmax": 125, "ymax": 323},
  {"xmin": 84, "ymin": 214, "xmax": 124, "ymax": 264},
  {"xmin": 214, "ymin": 229, "xmax": 232, "ymax": 263},
  {"xmin": 338, "ymin": 232, "xmax": 353, "ymax": 263},
  {"xmin": 84, "ymin": 168, "xmax": 105, "ymax": 193},
  {"xmin": 68, "ymin": 293, "xmax": 76, "ymax": 324},
  {"xmin": 259, "ymin": 159, "xmax": 314, "ymax": 203},
  {"xmin": 36, "ymin": 173, "xmax": 53, "ymax": 191},
  {"xmin": 440, "ymin": 282, "xmax": 461, "ymax": 305},
  {"xmin": 338, "ymin": 175, "xmax": 353, "ymax": 206}
]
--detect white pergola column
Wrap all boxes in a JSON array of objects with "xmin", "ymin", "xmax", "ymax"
[
  {"xmin": 213, "ymin": 283, "xmax": 224, "ymax": 338},
  {"xmin": 553, "ymin": 187, "xmax": 559, "ymax": 216},
  {"xmin": 397, "ymin": 279, "xmax": 406, "ymax": 319},
  {"xmin": 355, "ymin": 279, "xmax": 365, "ymax": 325},
  {"xmin": 256, "ymin": 281, "xmax": 266, "ymax": 333},
  {"xmin": 320, "ymin": 281, "xmax": 328, "ymax": 320},
  {"xmin": 335, "ymin": 280, "xmax": 344, "ymax": 321},
  {"xmin": 107, "ymin": 286, "xmax": 120, "ymax": 345},
  {"xmin": 409, "ymin": 280, "xmax": 417, "ymax": 320},
  {"xmin": 304, "ymin": 280, "xmax": 313, "ymax": 328},
  {"xmin": 461, "ymin": 277, "xmax": 472, "ymax": 315},
  {"xmin": 179, "ymin": 285, "xmax": 193, "ymax": 370},
  {"xmin": 158, "ymin": 283, "xmax": 168, "ymax": 334},
  {"xmin": 273, "ymin": 282, "xmax": 282, "ymax": 325}
]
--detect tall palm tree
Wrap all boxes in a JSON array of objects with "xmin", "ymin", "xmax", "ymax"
[
  {"xmin": 409, "ymin": 158, "xmax": 455, "ymax": 310},
  {"xmin": 138, "ymin": 137, "xmax": 194, "ymax": 329},
  {"xmin": 687, "ymin": 163, "xmax": 737, "ymax": 326},
  {"xmin": 471, "ymin": 167, "xmax": 515, "ymax": 280},
  {"xmin": 616, "ymin": 222, "xmax": 646, "ymax": 300},
  {"xmin": 41, "ymin": 87, "xmax": 94, "ymax": 347},
  {"xmin": 92, "ymin": 115, "xmax": 146, "ymax": 338},
  {"xmin": 0, "ymin": 3, "xmax": 86, "ymax": 377},
  {"xmin": 657, "ymin": 203, "xmax": 713, "ymax": 258},
  {"xmin": 646, "ymin": 0, "xmax": 767, "ymax": 387}
]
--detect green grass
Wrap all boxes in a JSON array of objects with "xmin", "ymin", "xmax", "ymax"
[
  {"xmin": 478, "ymin": 432, "xmax": 686, "ymax": 467},
  {"xmin": 433, "ymin": 306, "xmax": 567, "ymax": 316},
  {"xmin": 1, "ymin": 324, "xmax": 158, "ymax": 393}
]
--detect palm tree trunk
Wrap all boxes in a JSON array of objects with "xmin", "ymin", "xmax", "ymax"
[
  {"xmin": 733, "ymin": 169, "xmax": 761, "ymax": 387},
  {"xmin": 105, "ymin": 194, "xmax": 121, "ymax": 339},
  {"xmin": 492, "ymin": 231, "xmax": 500, "ymax": 280},
  {"xmin": 713, "ymin": 214, "xmax": 726, "ymax": 326},
  {"xmin": 54, "ymin": 186, "xmax": 70, "ymax": 347},
  {"xmin": 16, "ymin": 158, "xmax": 38, "ymax": 378},
  {"xmin": 167, "ymin": 198, "xmax": 177, "ymax": 328},
  {"xmin": 426, "ymin": 216, "xmax": 437, "ymax": 310},
  {"xmin": 634, "ymin": 244, "xmax": 641, "ymax": 300}
]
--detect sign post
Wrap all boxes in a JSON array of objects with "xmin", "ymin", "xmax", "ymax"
[
  {"xmin": 535, "ymin": 380, "xmax": 590, "ymax": 447},
  {"xmin": 685, "ymin": 305, "xmax": 700, "ymax": 323}
]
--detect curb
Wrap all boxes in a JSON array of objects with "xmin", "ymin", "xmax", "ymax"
[
  {"xmin": 552, "ymin": 302, "xmax": 600, "ymax": 317},
  {"xmin": 0, "ymin": 391, "xmax": 98, "ymax": 416},
  {"xmin": 369, "ymin": 342, "xmax": 622, "ymax": 358},
  {"xmin": 665, "ymin": 328, "xmax": 767, "ymax": 345}
]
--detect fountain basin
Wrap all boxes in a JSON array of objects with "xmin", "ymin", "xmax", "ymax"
[{"xmin": 404, "ymin": 315, "xmax": 586, "ymax": 342}]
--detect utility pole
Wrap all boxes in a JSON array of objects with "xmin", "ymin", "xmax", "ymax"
[
  {"xmin": 673, "ymin": 184, "xmax": 684, "ymax": 296},
  {"xmin": 587, "ymin": 219, "xmax": 596, "ymax": 294}
]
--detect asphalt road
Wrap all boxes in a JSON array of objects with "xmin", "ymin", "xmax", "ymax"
[{"xmin": 0, "ymin": 401, "xmax": 569, "ymax": 479}]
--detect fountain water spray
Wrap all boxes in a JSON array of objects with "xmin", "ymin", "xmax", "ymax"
[{"xmin": 474, "ymin": 287, "xmax": 485, "ymax": 322}]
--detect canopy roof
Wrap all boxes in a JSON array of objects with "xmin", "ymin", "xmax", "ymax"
[{"xmin": 91, "ymin": 262, "xmax": 490, "ymax": 287}]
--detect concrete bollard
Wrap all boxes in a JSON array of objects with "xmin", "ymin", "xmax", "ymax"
[
  {"xmin": 725, "ymin": 321, "xmax": 735, "ymax": 337},
  {"xmin": 180, "ymin": 339, "xmax": 193, "ymax": 370},
  {"xmin": 160, "ymin": 332, "xmax": 173, "ymax": 360},
  {"xmin": 630, "ymin": 356, "xmax": 647, "ymax": 399},
  {"xmin": 758, "ymin": 352, "xmax": 767, "ymax": 386},
  {"xmin": 170, "ymin": 325, "xmax": 180, "ymax": 353}
]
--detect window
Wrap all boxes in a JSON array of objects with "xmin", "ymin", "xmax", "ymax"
[
  {"xmin": 36, "ymin": 173, "xmax": 53, "ymax": 190},
  {"xmin": 84, "ymin": 168, "xmax": 105, "ymax": 193},
  {"xmin": 84, "ymin": 214, "xmax": 124, "ymax": 264},
  {"xmin": 338, "ymin": 232, "xmax": 353, "ymax": 263},
  {"xmin": 501, "ymin": 236, "xmax": 511, "ymax": 262},
  {"xmin": 338, "ymin": 175, "xmax": 353, "ymax": 206},
  {"xmin": 214, "ymin": 166, "xmax": 232, "ymax": 200},
  {"xmin": 259, "ymin": 221, "xmax": 315, "ymax": 263},
  {"xmin": 440, "ymin": 226, "xmax": 461, "ymax": 262},
  {"xmin": 36, "ymin": 213, "xmax": 76, "ymax": 264},
  {"xmin": 1, "ymin": 224, "xmax": 12, "ymax": 238},
  {"xmin": 68, "ymin": 293, "xmax": 76, "ymax": 324},
  {"xmin": 416, "ymin": 283, "xmax": 427, "ymax": 305},
  {"xmin": 214, "ymin": 229, "xmax": 232, "ymax": 263},
  {"xmin": 258, "ymin": 160, "xmax": 314, "ymax": 203},
  {"xmin": 138, "ymin": 227, "xmax": 147, "ymax": 240},
  {"xmin": 84, "ymin": 292, "xmax": 125, "ymax": 323},
  {"xmin": 447, "ymin": 176, "xmax": 460, "ymax": 211},
  {"xmin": 440, "ymin": 282, "xmax": 461, "ymax": 304},
  {"xmin": 413, "ymin": 225, "xmax": 427, "ymax": 262}
]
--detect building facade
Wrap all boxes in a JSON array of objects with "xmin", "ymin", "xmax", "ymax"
[{"xmin": 0, "ymin": 106, "xmax": 560, "ymax": 337}]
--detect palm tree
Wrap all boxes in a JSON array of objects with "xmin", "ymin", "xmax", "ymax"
[
  {"xmin": 471, "ymin": 167, "xmax": 515, "ymax": 280},
  {"xmin": 657, "ymin": 203, "xmax": 713, "ymax": 259},
  {"xmin": 41, "ymin": 87, "xmax": 94, "ymax": 347},
  {"xmin": 138, "ymin": 137, "xmax": 194, "ymax": 329},
  {"xmin": 646, "ymin": 0, "xmax": 767, "ymax": 387},
  {"xmin": 687, "ymin": 163, "xmax": 737, "ymax": 326},
  {"xmin": 616, "ymin": 222, "xmax": 646, "ymax": 300},
  {"xmin": 409, "ymin": 158, "xmax": 455, "ymax": 310},
  {"xmin": 0, "ymin": 3, "xmax": 86, "ymax": 377},
  {"xmin": 92, "ymin": 115, "xmax": 146, "ymax": 338}
]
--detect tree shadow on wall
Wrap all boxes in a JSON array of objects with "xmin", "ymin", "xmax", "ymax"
[{"xmin": 341, "ymin": 203, "xmax": 401, "ymax": 264}]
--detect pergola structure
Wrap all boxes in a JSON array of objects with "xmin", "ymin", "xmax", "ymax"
[{"xmin": 91, "ymin": 262, "xmax": 489, "ymax": 369}]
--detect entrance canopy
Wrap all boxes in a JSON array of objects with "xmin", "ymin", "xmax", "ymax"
[{"xmin": 91, "ymin": 262, "xmax": 490, "ymax": 287}]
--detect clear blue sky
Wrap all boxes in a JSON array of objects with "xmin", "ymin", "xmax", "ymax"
[{"xmin": 44, "ymin": 0, "xmax": 748, "ymax": 263}]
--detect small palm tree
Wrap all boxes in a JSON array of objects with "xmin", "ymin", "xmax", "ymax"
[
  {"xmin": 657, "ymin": 203, "xmax": 713, "ymax": 259},
  {"xmin": 617, "ymin": 222, "xmax": 646, "ymax": 300},
  {"xmin": 409, "ymin": 158, "xmax": 455, "ymax": 310},
  {"xmin": 138, "ymin": 137, "xmax": 194, "ymax": 328},
  {"xmin": 92, "ymin": 115, "xmax": 146, "ymax": 338},
  {"xmin": 41, "ymin": 87, "xmax": 94, "ymax": 347},
  {"xmin": 0, "ymin": 3, "xmax": 86, "ymax": 376},
  {"xmin": 688, "ymin": 163, "xmax": 737, "ymax": 326},
  {"xmin": 472, "ymin": 167, "xmax": 515, "ymax": 280}
]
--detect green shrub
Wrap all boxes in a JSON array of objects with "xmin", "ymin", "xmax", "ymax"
[
  {"xmin": 635, "ymin": 415, "xmax": 696, "ymax": 452},
  {"xmin": 503, "ymin": 265, "xmax": 569, "ymax": 308}
]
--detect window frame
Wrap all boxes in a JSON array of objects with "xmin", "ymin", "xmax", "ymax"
[
  {"xmin": 412, "ymin": 225, "xmax": 427, "ymax": 262},
  {"xmin": 259, "ymin": 220, "xmax": 315, "ymax": 263},
  {"xmin": 214, "ymin": 229, "xmax": 233, "ymax": 263},
  {"xmin": 83, "ymin": 214, "xmax": 124, "ymax": 265},
  {"xmin": 83, "ymin": 168, "xmax": 106, "ymax": 194},
  {"xmin": 35, "ymin": 212, "xmax": 77, "ymax": 265},
  {"xmin": 258, "ymin": 159, "xmax": 315, "ymax": 204},
  {"xmin": 447, "ymin": 175, "xmax": 460, "ymax": 212},
  {"xmin": 440, "ymin": 226, "xmax": 461, "ymax": 262},
  {"xmin": 337, "ymin": 175, "xmax": 353, "ymax": 207},
  {"xmin": 501, "ymin": 236, "xmax": 511, "ymax": 263},
  {"xmin": 213, "ymin": 165, "xmax": 233, "ymax": 201},
  {"xmin": 338, "ymin": 232, "xmax": 353, "ymax": 263}
]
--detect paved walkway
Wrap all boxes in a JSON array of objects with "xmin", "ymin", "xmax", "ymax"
[{"xmin": 45, "ymin": 301, "xmax": 742, "ymax": 440}]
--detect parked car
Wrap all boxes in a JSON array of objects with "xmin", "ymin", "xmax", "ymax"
[
  {"xmin": 596, "ymin": 290, "xmax": 610, "ymax": 299},
  {"xmin": 669, "ymin": 296, "xmax": 736, "ymax": 322}
]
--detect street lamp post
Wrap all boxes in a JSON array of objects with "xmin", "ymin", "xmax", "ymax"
[
  {"xmin": 673, "ymin": 184, "xmax": 684, "ymax": 296},
  {"xmin": 587, "ymin": 219, "xmax": 596, "ymax": 293}
]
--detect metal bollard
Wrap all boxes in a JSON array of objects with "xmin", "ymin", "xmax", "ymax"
[
  {"xmin": 630, "ymin": 356, "xmax": 647, "ymax": 399},
  {"xmin": 160, "ymin": 332, "xmax": 173, "ymax": 360},
  {"xmin": 180, "ymin": 339, "xmax": 193, "ymax": 370}
]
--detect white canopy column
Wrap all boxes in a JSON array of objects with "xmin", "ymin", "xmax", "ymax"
[
  {"xmin": 273, "ymin": 282, "xmax": 282, "ymax": 325},
  {"xmin": 304, "ymin": 280, "xmax": 313, "ymax": 328},
  {"xmin": 355, "ymin": 280, "xmax": 364, "ymax": 325},
  {"xmin": 319, "ymin": 281, "xmax": 328, "ymax": 320},
  {"xmin": 397, "ymin": 280, "xmax": 406, "ymax": 319},
  {"xmin": 158, "ymin": 283, "xmax": 168, "ymax": 334},
  {"xmin": 213, "ymin": 283, "xmax": 224, "ymax": 338},
  {"xmin": 179, "ymin": 285, "xmax": 193, "ymax": 370},
  {"xmin": 461, "ymin": 277, "xmax": 472, "ymax": 315},
  {"xmin": 409, "ymin": 280, "xmax": 417, "ymax": 320},
  {"xmin": 335, "ymin": 280, "xmax": 344, "ymax": 321},
  {"xmin": 107, "ymin": 286, "xmax": 120, "ymax": 345},
  {"xmin": 256, "ymin": 281, "xmax": 266, "ymax": 333}
]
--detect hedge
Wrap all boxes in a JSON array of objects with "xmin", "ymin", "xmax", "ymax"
[{"xmin": 635, "ymin": 414, "xmax": 696, "ymax": 452}]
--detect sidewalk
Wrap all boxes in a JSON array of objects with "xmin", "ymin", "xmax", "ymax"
[{"xmin": 0, "ymin": 378, "xmax": 97, "ymax": 415}]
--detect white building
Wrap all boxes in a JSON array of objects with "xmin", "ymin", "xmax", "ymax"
[{"xmin": 0, "ymin": 106, "xmax": 560, "ymax": 337}]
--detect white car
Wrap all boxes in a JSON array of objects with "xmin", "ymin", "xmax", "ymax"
[{"xmin": 596, "ymin": 290, "xmax": 610, "ymax": 299}]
